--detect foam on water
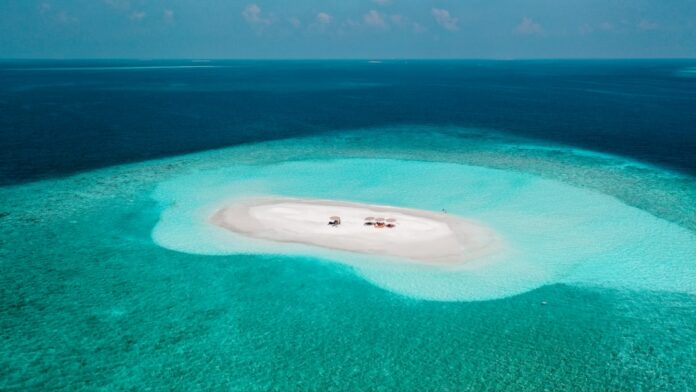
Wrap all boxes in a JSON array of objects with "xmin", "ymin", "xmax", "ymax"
[{"xmin": 152, "ymin": 158, "xmax": 696, "ymax": 301}]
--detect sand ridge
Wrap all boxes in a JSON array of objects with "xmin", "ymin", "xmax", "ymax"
[{"xmin": 211, "ymin": 197, "xmax": 500, "ymax": 264}]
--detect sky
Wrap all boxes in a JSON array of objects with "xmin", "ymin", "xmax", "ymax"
[{"xmin": 1, "ymin": 0, "xmax": 695, "ymax": 59}]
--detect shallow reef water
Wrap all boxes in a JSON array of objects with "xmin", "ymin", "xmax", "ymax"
[
  {"xmin": 152, "ymin": 156, "xmax": 695, "ymax": 302},
  {"xmin": 2, "ymin": 126, "xmax": 695, "ymax": 390}
]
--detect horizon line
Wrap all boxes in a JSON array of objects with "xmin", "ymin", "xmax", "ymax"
[{"xmin": 1, "ymin": 57, "xmax": 695, "ymax": 62}]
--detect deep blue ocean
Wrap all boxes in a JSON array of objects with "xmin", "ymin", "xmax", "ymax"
[
  {"xmin": 1, "ymin": 60, "xmax": 695, "ymax": 185},
  {"xmin": 2, "ymin": 61, "xmax": 696, "ymax": 390}
]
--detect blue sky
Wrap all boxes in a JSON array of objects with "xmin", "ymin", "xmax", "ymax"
[{"xmin": 1, "ymin": 0, "xmax": 695, "ymax": 58}]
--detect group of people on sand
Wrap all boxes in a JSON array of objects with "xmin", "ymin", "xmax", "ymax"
[
  {"xmin": 364, "ymin": 217, "xmax": 396, "ymax": 228},
  {"xmin": 327, "ymin": 216, "xmax": 396, "ymax": 229}
]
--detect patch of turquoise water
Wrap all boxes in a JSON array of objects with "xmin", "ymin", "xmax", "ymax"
[
  {"xmin": 152, "ymin": 158, "xmax": 696, "ymax": 301},
  {"xmin": 1, "ymin": 126, "xmax": 695, "ymax": 390}
]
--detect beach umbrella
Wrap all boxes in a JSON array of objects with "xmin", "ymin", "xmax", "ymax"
[
  {"xmin": 364, "ymin": 217, "xmax": 375, "ymax": 221},
  {"xmin": 375, "ymin": 217, "xmax": 385, "ymax": 222},
  {"xmin": 386, "ymin": 218, "xmax": 396, "ymax": 222},
  {"xmin": 330, "ymin": 216, "xmax": 341, "ymax": 220}
]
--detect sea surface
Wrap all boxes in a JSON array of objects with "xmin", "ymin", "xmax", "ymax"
[{"xmin": 1, "ymin": 60, "xmax": 696, "ymax": 390}]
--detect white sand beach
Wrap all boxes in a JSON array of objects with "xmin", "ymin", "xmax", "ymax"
[{"xmin": 211, "ymin": 197, "xmax": 499, "ymax": 264}]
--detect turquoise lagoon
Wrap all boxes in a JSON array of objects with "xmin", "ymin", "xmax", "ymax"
[{"xmin": 2, "ymin": 127, "xmax": 696, "ymax": 390}]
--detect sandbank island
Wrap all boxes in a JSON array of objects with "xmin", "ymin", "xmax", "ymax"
[{"xmin": 211, "ymin": 197, "xmax": 500, "ymax": 265}]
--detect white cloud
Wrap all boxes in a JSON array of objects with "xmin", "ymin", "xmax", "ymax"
[
  {"xmin": 129, "ymin": 11, "xmax": 146, "ymax": 21},
  {"xmin": 579, "ymin": 24, "xmax": 593, "ymax": 35},
  {"xmin": 40, "ymin": 3, "xmax": 77, "ymax": 25},
  {"xmin": 389, "ymin": 14, "xmax": 404, "ymax": 25},
  {"xmin": 638, "ymin": 19, "xmax": 658, "ymax": 30},
  {"xmin": 163, "ymin": 9, "xmax": 174, "ymax": 23},
  {"xmin": 104, "ymin": 0, "xmax": 130, "ymax": 11},
  {"xmin": 288, "ymin": 16, "xmax": 301, "ymax": 29},
  {"xmin": 307, "ymin": 12, "xmax": 332, "ymax": 33},
  {"xmin": 389, "ymin": 14, "xmax": 425, "ymax": 33},
  {"xmin": 242, "ymin": 4, "xmax": 271, "ymax": 27},
  {"xmin": 600, "ymin": 21, "xmax": 614, "ymax": 31},
  {"xmin": 431, "ymin": 8, "xmax": 458, "ymax": 31},
  {"xmin": 339, "ymin": 18, "xmax": 361, "ymax": 33},
  {"xmin": 55, "ymin": 10, "xmax": 78, "ymax": 24},
  {"xmin": 316, "ymin": 12, "xmax": 332, "ymax": 25},
  {"xmin": 580, "ymin": 21, "xmax": 615, "ymax": 35},
  {"xmin": 39, "ymin": 2, "xmax": 52, "ymax": 14},
  {"xmin": 516, "ymin": 17, "xmax": 543, "ymax": 35},
  {"xmin": 363, "ymin": 10, "xmax": 387, "ymax": 29}
]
